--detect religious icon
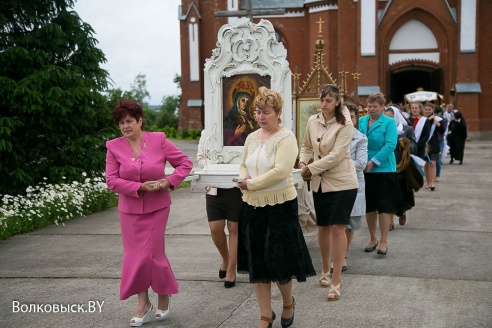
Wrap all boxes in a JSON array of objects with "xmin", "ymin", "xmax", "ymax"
[
  {"xmin": 222, "ymin": 74, "xmax": 271, "ymax": 146},
  {"xmin": 297, "ymin": 99, "xmax": 320, "ymax": 149}
]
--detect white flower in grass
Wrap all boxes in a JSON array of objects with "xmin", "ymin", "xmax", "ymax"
[{"xmin": 82, "ymin": 172, "xmax": 87, "ymax": 177}]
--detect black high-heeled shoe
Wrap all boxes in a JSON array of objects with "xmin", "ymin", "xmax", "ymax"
[
  {"xmin": 218, "ymin": 268, "xmax": 226, "ymax": 279},
  {"xmin": 281, "ymin": 296, "xmax": 295, "ymax": 328},
  {"xmin": 364, "ymin": 240, "xmax": 379, "ymax": 252},
  {"xmin": 260, "ymin": 311, "xmax": 276, "ymax": 328},
  {"xmin": 224, "ymin": 280, "xmax": 235, "ymax": 288}
]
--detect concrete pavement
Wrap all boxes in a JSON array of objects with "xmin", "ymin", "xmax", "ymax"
[{"xmin": 0, "ymin": 139, "xmax": 491, "ymax": 328}]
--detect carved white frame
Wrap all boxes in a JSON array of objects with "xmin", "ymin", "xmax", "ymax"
[{"xmin": 202, "ymin": 18, "xmax": 293, "ymax": 165}]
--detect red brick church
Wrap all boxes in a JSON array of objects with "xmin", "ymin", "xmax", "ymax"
[{"xmin": 177, "ymin": 0, "xmax": 491, "ymax": 139}]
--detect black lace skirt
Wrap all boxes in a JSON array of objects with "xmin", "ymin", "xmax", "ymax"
[{"xmin": 237, "ymin": 198, "xmax": 316, "ymax": 285}]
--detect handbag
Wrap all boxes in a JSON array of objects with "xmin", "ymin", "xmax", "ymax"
[{"xmin": 403, "ymin": 157, "xmax": 424, "ymax": 191}]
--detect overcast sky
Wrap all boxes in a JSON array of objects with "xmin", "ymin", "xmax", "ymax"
[{"xmin": 74, "ymin": 0, "xmax": 182, "ymax": 105}]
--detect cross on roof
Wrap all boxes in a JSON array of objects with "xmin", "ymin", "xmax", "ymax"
[
  {"xmin": 215, "ymin": 0, "xmax": 285, "ymax": 21},
  {"xmin": 316, "ymin": 18, "xmax": 325, "ymax": 32}
]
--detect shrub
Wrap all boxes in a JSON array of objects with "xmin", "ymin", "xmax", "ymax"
[
  {"xmin": 169, "ymin": 127, "xmax": 177, "ymax": 138},
  {"xmin": 0, "ymin": 173, "xmax": 117, "ymax": 240}
]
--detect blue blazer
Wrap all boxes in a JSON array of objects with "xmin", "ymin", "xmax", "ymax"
[{"xmin": 358, "ymin": 114, "xmax": 398, "ymax": 173}]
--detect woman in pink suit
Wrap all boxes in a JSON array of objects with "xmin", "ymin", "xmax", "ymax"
[{"xmin": 106, "ymin": 99, "xmax": 193, "ymax": 327}]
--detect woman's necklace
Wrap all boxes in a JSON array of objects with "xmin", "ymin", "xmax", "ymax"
[{"xmin": 127, "ymin": 136, "xmax": 143, "ymax": 159}]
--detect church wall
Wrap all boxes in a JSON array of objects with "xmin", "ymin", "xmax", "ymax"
[
  {"xmin": 477, "ymin": 0, "xmax": 492, "ymax": 138},
  {"xmin": 177, "ymin": 0, "xmax": 491, "ymax": 138},
  {"xmin": 337, "ymin": 0, "xmax": 359, "ymax": 101},
  {"xmin": 454, "ymin": 2, "xmax": 479, "ymax": 133},
  {"xmin": 257, "ymin": 15, "xmax": 310, "ymax": 94}
]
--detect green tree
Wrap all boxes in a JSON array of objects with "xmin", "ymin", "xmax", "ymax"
[
  {"xmin": 143, "ymin": 107, "xmax": 157, "ymax": 130},
  {"xmin": 0, "ymin": 0, "xmax": 117, "ymax": 195},
  {"xmin": 156, "ymin": 95, "xmax": 179, "ymax": 128},
  {"xmin": 173, "ymin": 73, "xmax": 182, "ymax": 98},
  {"xmin": 127, "ymin": 73, "xmax": 150, "ymax": 105}
]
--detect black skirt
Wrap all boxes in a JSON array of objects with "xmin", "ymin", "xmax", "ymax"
[
  {"xmin": 205, "ymin": 187, "xmax": 242, "ymax": 222},
  {"xmin": 237, "ymin": 198, "xmax": 316, "ymax": 285},
  {"xmin": 397, "ymin": 172, "xmax": 415, "ymax": 211},
  {"xmin": 364, "ymin": 172, "xmax": 408, "ymax": 216},
  {"xmin": 312, "ymin": 188, "xmax": 358, "ymax": 226}
]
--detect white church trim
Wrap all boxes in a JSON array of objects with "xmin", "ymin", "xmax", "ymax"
[
  {"xmin": 361, "ymin": 0, "xmax": 376, "ymax": 56},
  {"xmin": 460, "ymin": 0, "xmax": 476, "ymax": 52},
  {"xmin": 189, "ymin": 17, "xmax": 199, "ymax": 81},
  {"xmin": 389, "ymin": 53, "xmax": 439, "ymax": 65}
]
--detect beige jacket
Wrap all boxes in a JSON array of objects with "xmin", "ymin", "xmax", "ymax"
[{"xmin": 299, "ymin": 107, "xmax": 358, "ymax": 193}]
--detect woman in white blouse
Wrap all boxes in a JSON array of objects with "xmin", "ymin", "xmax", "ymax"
[{"xmin": 236, "ymin": 86, "xmax": 316, "ymax": 328}]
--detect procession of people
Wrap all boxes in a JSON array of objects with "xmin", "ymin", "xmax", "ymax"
[{"xmin": 109, "ymin": 87, "xmax": 467, "ymax": 327}]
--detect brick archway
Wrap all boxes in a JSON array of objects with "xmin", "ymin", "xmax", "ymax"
[
  {"xmin": 379, "ymin": 8, "xmax": 455, "ymax": 99},
  {"xmin": 389, "ymin": 60, "xmax": 442, "ymax": 104}
]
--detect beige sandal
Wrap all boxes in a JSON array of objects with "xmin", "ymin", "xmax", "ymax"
[
  {"xmin": 327, "ymin": 281, "xmax": 342, "ymax": 301},
  {"xmin": 318, "ymin": 271, "xmax": 331, "ymax": 288}
]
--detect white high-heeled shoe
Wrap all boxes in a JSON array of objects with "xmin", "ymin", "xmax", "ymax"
[
  {"xmin": 130, "ymin": 304, "xmax": 153, "ymax": 327},
  {"xmin": 155, "ymin": 295, "xmax": 171, "ymax": 321}
]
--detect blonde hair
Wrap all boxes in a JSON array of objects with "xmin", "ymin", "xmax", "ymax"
[
  {"xmin": 367, "ymin": 92, "xmax": 386, "ymax": 106},
  {"xmin": 254, "ymin": 86, "xmax": 283, "ymax": 122}
]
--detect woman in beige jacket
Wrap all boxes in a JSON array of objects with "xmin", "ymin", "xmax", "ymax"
[{"xmin": 299, "ymin": 84, "xmax": 358, "ymax": 301}]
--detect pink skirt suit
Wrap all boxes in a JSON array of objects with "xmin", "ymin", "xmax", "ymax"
[{"xmin": 106, "ymin": 132, "xmax": 193, "ymax": 300}]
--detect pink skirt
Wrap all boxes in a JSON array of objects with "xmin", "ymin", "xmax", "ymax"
[{"xmin": 119, "ymin": 207, "xmax": 178, "ymax": 300}]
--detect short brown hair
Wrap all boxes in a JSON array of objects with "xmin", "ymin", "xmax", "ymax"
[
  {"xmin": 345, "ymin": 101, "xmax": 358, "ymax": 116},
  {"xmin": 112, "ymin": 99, "xmax": 144, "ymax": 124}
]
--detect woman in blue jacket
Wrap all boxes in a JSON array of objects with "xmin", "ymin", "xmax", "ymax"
[{"xmin": 358, "ymin": 92, "xmax": 401, "ymax": 256}]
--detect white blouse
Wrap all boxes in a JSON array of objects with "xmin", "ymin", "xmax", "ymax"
[{"xmin": 240, "ymin": 127, "xmax": 298, "ymax": 207}]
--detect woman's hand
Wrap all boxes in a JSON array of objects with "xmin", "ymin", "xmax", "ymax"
[
  {"xmin": 301, "ymin": 165, "xmax": 312, "ymax": 178},
  {"xmin": 140, "ymin": 181, "xmax": 159, "ymax": 192},
  {"xmin": 157, "ymin": 179, "xmax": 171, "ymax": 191},
  {"xmin": 364, "ymin": 160, "xmax": 374, "ymax": 173},
  {"xmin": 237, "ymin": 176, "xmax": 250, "ymax": 190},
  {"xmin": 140, "ymin": 179, "xmax": 170, "ymax": 192}
]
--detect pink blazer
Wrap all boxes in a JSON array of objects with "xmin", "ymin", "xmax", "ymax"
[{"xmin": 106, "ymin": 132, "xmax": 193, "ymax": 214}]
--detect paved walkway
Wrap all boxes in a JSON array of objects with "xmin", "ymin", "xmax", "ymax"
[{"xmin": 0, "ymin": 140, "xmax": 491, "ymax": 328}]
